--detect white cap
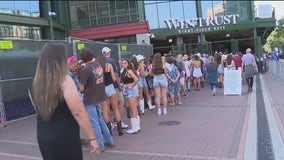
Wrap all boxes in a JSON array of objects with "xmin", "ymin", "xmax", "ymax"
[
  {"xmin": 102, "ymin": 47, "xmax": 111, "ymax": 54},
  {"xmin": 135, "ymin": 55, "xmax": 145, "ymax": 62}
]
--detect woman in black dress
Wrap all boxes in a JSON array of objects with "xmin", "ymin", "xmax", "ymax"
[{"xmin": 30, "ymin": 42, "xmax": 100, "ymax": 160}]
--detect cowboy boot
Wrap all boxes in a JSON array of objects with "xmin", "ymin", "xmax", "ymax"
[
  {"xmin": 106, "ymin": 122, "xmax": 112, "ymax": 135},
  {"xmin": 117, "ymin": 121, "xmax": 124, "ymax": 136}
]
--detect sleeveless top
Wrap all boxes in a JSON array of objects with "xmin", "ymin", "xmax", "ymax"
[
  {"xmin": 121, "ymin": 69, "xmax": 134, "ymax": 84},
  {"xmin": 37, "ymin": 99, "xmax": 82, "ymax": 160},
  {"xmin": 104, "ymin": 72, "xmax": 113, "ymax": 86}
]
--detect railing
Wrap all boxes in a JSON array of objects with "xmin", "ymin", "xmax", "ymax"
[{"xmin": 268, "ymin": 60, "xmax": 284, "ymax": 81}]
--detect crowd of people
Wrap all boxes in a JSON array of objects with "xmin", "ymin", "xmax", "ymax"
[{"xmin": 30, "ymin": 42, "xmax": 258, "ymax": 159}]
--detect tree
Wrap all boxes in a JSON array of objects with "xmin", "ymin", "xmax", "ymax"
[{"xmin": 264, "ymin": 18, "xmax": 284, "ymax": 53}]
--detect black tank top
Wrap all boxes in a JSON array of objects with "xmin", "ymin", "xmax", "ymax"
[
  {"xmin": 121, "ymin": 69, "xmax": 134, "ymax": 84},
  {"xmin": 104, "ymin": 72, "xmax": 113, "ymax": 86},
  {"xmin": 37, "ymin": 99, "xmax": 82, "ymax": 159}
]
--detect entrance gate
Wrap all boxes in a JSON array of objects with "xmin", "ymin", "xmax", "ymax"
[
  {"xmin": 185, "ymin": 37, "xmax": 254, "ymax": 55},
  {"xmin": 153, "ymin": 37, "xmax": 254, "ymax": 56}
]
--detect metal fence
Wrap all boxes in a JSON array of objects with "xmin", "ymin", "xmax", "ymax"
[
  {"xmin": 0, "ymin": 38, "xmax": 153, "ymax": 127},
  {"xmin": 268, "ymin": 60, "xmax": 284, "ymax": 81}
]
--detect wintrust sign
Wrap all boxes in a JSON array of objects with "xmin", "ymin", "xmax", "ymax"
[{"xmin": 164, "ymin": 14, "xmax": 239, "ymax": 34}]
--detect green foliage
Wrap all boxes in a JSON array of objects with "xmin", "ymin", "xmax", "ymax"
[{"xmin": 264, "ymin": 18, "xmax": 284, "ymax": 52}]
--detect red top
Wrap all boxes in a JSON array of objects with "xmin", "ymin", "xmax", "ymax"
[{"xmin": 232, "ymin": 55, "xmax": 242, "ymax": 70}]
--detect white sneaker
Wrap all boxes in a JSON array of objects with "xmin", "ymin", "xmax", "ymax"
[
  {"xmin": 157, "ymin": 108, "xmax": 162, "ymax": 116},
  {"xmin": 163, "ymin": 108, "xmax": 167, "ymax": 115},
  {"xmin": 149, "ymin": 105, "xmax": 155, "ymax": 110}
]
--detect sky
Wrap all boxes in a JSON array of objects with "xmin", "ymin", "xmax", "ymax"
[{"xmin": 254, "ymin": 1, "xmax": 284, "ymax": 21}]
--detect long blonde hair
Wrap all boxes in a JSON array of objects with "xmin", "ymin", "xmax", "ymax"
[{"xmin": 32, "ymin": 43, "xmax": 68, "ymax": 121}]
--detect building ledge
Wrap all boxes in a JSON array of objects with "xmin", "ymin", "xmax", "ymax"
[{"xmin": 69, "ymin": 21, "xmax": 150, "ymax": 40}]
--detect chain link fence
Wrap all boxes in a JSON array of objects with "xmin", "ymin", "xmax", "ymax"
[{"xmin": 0, "ymin": 38, "xmax": 153, "ymax": 127}]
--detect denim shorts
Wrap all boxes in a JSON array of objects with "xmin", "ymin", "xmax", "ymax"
[
  {"xmin": 123, "ymin": 84, "xmax": 138, "ymax": 98},
  {"xmin": 153, "ymin": 75, "xmax": 168, "ymax": 87},
  {"xmin": 137, "ymin": 77, "xmax": 148, "ymax": 88},
  {"xmin": 115, "ymin": 88, "xmax": 124, "ymax": 101},
  {"xmin": 217, "ymin": 65, "xmax": 224, "ymax": 74},
  {"xmin": 105, "ymin": 84, "xmax": 116, "ymax": 97}
]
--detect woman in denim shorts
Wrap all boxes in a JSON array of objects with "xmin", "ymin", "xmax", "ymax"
[
  {"xmin": 120, "ymin": 59, "xmax": 140, "ymax": 134},
  {"xmin": 97, "ymin": 55, "xmax": 124, "ymax": 136},
  {"xmin": 150, "ymin": 53, "xmax": 168, "ymax": 116},
  {"xmin": 135, "ymin": 55, "xmax": 155, "ymax": 114}
]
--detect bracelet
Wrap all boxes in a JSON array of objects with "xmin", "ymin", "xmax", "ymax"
[{"xmin": 89, "ymin": 138, "xmax": 96, "ymax": 141}]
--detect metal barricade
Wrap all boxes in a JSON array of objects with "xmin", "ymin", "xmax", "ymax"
[
  {"xmin": 268, "ymin": 60, "xmax": 284, "ymax": 81},
  {"xmin": 0, "ymin": 38, "xmax": 153, "ymax": 127}
]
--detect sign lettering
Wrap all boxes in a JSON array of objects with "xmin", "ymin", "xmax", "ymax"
[{"xmin": 164, "ymin": 14, "xmax": 239, "ymax": 30}]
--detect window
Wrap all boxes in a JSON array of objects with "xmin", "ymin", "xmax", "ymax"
[
  {"xmin": 109, "ymin": 1, "xmax": 117, "ymax": 23},
  {"xmin": 0, "ymin": 1, "xmax": 39, "ymax": 17},
  {"xmin": 170, "ymin": 1, "xmax": 183, "ymax": 18},
  {"xmin": 117, "ymin": 1, "xmax": 130, "ymax": 23},
  {"xmin": 224, "ymin": 1, "xmax": 252, "ymax": 21},
  {"xmin": 89, "ymin": 2, "xmax": 98, "ymax": 27},
  {"xmin": 69, "ymin": 4, "xmax": 77, "ymax": 22},
  {"xmin": 145, "ymin": 4, "xmax": 158, "ymax": 29},
  {"xmin": 201, "ymin": 1, "xmax": 224, "ymax": 18},
  {"xmin": 0, "ymin": 24, "xmax": 40, "ymax": 39},
  {"xmin": 157, "ymin": 2, "xmax": 170, "ymax": 28},
  {"xmin": 116, "ymin": 1, "xmax": 128, "ymax": 15},
  {"xmin": 129, "ymin": 1, "xmax": 138, "ymax": 21},
  {"xmin": 77, "ymin": 5, "xmax": 90, "ymax": 27},
  {"xmin": 183, "ymin": 1, "xmax": 197, "ymax": 19},
  {"xmin": 97, "ymin": 1, "xmax": 110, "ymax": 25},
  {"xmin": 30, "ymin": 1, "xmax": 39, "ymax": 17}
]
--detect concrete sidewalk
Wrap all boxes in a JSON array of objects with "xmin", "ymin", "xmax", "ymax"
[
  {"xmin": 0, "ymin": 74, "xmax": 281, "ymax": 160},
  {"xmin": 260, "ymin": 73, "xmax": 284, "ymax": 159}
]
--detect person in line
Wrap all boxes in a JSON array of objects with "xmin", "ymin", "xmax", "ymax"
[
  {"xmin": 215, "ymin": 52, "xmax": 224, "ymax": 88},
  {"xmin": 67, "ymin": 55, "xmax": 88, "ymax": 145},
  {"xmin": 120, "ymin": 58, "xmax": 140, "ymax": 134},
  {"xmin": 206, "ymin": 55, "xmax": 219, "ymax": 96},
  {"xmin": 79, "ymin": 48, "xmax": 114, "ymax": 151},
  {"xmin": 166, "ymin": 57, "xmax": 181, "ymax": 105},
  {"xmin": 96, "ymin": 54, "xmax": 124, "ymax": 136},
  {"xmin": 31, "ymin": 42, "xmax": 100, "ymax": 160},
  {"xmin": 146, "ymin": 55, "xmax": 156, "ymax": 108},
  {"xmin": 183, "ymin": 55, "xmax": 191, "ymax": 92},
  {"xmin": 225, "ymin": 54, "xmax": 235, "ymax": 70},
  {"xmin": 192, "ymin": 55, "xmax": 203, "ymax": 91},
  {"xmin": 102, "ymin": 47, "xmax": 128, "ymax": 129},
  {"xmin": 135, "ymin": 54, "xmax": 155, "ymax": 114},
  {"xmin": 232, "ymin": 52, "xmax": 242, "ymax": 70},
  {"xmin": 176, "ymin": 54, "xmax": 187, "ymax": 97},
  {"xmin": 150, "ymin": 53, "xmax": 168, "ymax": 116},
  {"xmin": 242, "ymin": 48, "xmax": 258, "ymax": 93},
  {"xmin": 270, "ymin": 52, "xmax": 279, "ymax": 61}
]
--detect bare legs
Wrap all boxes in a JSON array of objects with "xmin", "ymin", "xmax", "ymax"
[
  {"xmin": 193, "ymin": 77, "xmax": 201, "ymax": 90},
  {"xmin": 154, "ymin": 86, "xmax": 168, "ymax": 115}
]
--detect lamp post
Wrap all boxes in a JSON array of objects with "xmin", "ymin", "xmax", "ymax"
[
  {"xmin": 48, "ymin": 11, "xmax": 56, "ymax": 40},
  {"xmin": 168, "ymin": 38, "xmax": 173, "ymax": 53},
  {"xmin": 47, "ymin": 1, "xmax": 56, "ymax": 40}
]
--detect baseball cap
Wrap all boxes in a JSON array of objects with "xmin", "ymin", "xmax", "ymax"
[
  {"xmin": 102, "ymin": 47, "xmax": 111, "ymax": 54},
  {"xmin": 135, "ymin": 55, "xmax": 145, "ymax": 62}
]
